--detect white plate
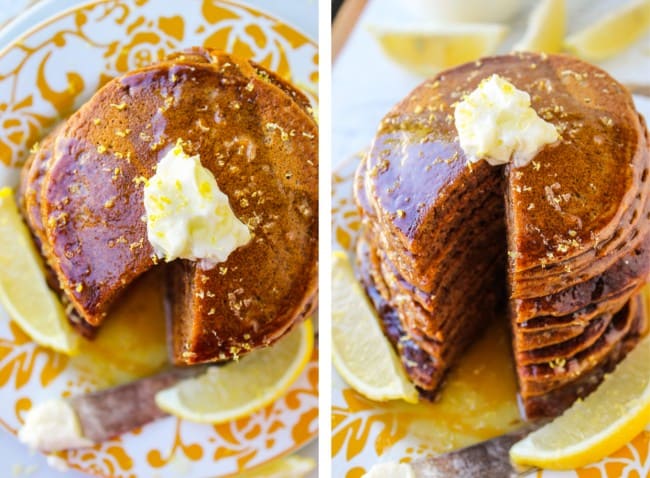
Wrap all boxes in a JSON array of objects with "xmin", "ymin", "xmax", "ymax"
[{"xmin": 0, "ymin": 1, "xmax": 318, "ymax": 476}]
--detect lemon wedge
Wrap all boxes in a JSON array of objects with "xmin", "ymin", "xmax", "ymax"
[
  {"xmin": 237, "ymin": 455, "xmax": 315, "ymax": 478},
  {"xmin": 155, "ymin": 318, "xmax": 313, "ymax": 424},
  {"xmin": 369, "ymin": 23, "xmax": 508, "ymax": 76},
  {"xmin": 564, "ymin": 0, "xmax": 650, "ymax": 61},
  {"xmin": 510, "ymin": 333, "xmax": 650, "ymax": 469},
  {"xmin": 513, "ymin": 0, "xmax": 565, "ymax": 53},
  {"xmin": 332, "ymin": 251, "xmax": 418, "ymax": 403},
  {"xmin": 0, "ymin": 187, "xmax": 79, "ymax": 355}
]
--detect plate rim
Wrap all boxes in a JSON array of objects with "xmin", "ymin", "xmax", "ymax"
[{"xmin": 0, "ymin": 0, "xmax": 317, "ymax": 62}]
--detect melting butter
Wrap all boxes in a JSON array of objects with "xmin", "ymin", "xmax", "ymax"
[
  {"xmin": 144, "ymin": 140, "xmax": 251, "ymax": 266},
  {"xmin": 454, "ymin": 74, "xmax": 559, "ymax": 168},
  {"xmin": 18, "ymin": 399, "xmax": 94, "ymax": 452},
  {"xmin": 363, "ymin": 463, "xmax": 416, "ymax": 478}
]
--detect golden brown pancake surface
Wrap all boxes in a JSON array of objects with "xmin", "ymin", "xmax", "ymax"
[
  {"xmin": 355, "ymin": 52, "xmax": 650, "ymax": 417},
  {"xmin": 32, "ymin": 48, "xmax": 317, "ymax": 363}
]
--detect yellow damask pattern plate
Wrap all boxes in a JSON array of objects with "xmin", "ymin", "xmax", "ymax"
[
  {"xmin": 332, "ymin": 156, "xmax": 650, "ymax": 478},
  {"xmin": 0, "ymin": 1, "xmax": 318, "ymax": 476}
]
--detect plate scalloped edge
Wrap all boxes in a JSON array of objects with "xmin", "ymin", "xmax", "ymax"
[{"xmin": 0, "ymin": 0, "xmax": 318, "ymax": 477}]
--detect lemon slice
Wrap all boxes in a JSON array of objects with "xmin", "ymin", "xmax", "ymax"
[
  {"xmin": 513, "ymin": 0, "xmax": 565, "ymax": 53},
  {"xmin": 155, "ymin": 318, "xmax": 313, "ymax": 424},
  {"xmin": 332, "ymin": 251, "xmax": 418, "ymax": 403},
  {"xmin": 369, "ymin": 23, "xmax": 509, "ymax": 76},
  {"xmin": 237, "ymin": 455, "xmax": 315, "ymax": 478},
  {"xmin": 0, "ymin": 187, "xmax": 79, "ymax": 355},
  {"xmin": 564, "ymin": 0, "xmax": 650, "ymax": 61},
  {"xmin": 510, "ymin": 333, "xmax": 650, "ymax": 469}
]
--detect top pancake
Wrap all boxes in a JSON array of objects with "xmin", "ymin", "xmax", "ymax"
[
  {"xmin": 35, "ymin": 48, "xmax": 318, "ymax": 362},
  {"xmin": 364, "ymin": 53, "xmax": 647, "ymax": 294}
]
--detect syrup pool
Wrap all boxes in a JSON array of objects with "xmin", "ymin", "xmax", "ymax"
[
  {"xmin": 70, "ymin": 270, "xmax": 168, "ymax": 389},
  {"xmin": 341, "ymin": 284, "xmax": 650, "ymax": 458}
]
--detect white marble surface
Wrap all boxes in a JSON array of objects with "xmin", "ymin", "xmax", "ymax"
[{"xmin": 0, "ymin": 1, "xmax": 318, "ymax": 477}]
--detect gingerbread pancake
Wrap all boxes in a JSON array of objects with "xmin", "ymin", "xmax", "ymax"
[
  {"xmin": 29, "ymin": 48, "xmax": 317, "ymax": 363},
  {"xmin": 354, "ymin": 52, "xmax": 650, "ymax": 417}
]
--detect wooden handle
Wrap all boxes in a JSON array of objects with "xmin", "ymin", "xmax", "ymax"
[
  {"xmin": 332, "ymin": 0, "xmax": 368, "ymax": 62},
  {"xmin": 626, "ymin": 83, "xmax": 650, "ymax": 97}
]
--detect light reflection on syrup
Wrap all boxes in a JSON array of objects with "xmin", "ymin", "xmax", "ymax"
[
  {"xmin": 345, "ymin": 316, "xmax": 523, "ymax": 455},
  {"xmin": 70, "ymin": 270, "xmax": 168, "ymax": 388}
]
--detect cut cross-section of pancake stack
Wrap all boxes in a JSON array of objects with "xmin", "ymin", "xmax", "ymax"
[
  {"xmin": 354, "ymin": 52, "xmax": 650, "ymax": 418},
  {"xmin": 355, "ymin": 149, "xmax": 506, "ymax": 398},
  {"xmin": 19, "ymin": 47, "xmax": 318, "ymax": 365}
]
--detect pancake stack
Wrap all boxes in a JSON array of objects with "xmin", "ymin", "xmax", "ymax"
[
  {"xmin": 354, "ymin": 52, "xmax": 650, "ymax": 417},
  {"xmin": 19, "ymin": 48, "xmax": 318, "ymax": 365}
]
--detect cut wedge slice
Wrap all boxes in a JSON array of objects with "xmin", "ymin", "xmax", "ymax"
[
  {"xmin": 0, "ymin": 187, "xmax": 79, "ymax": 355},
  {"xmin": 155, "ymin": 318, "xmax": 313, "ymax": 424},
  {"xmin": 513, "ymin": 0, "xmax": 565, "ymax": 53},
  {"xmin": 369, "ymin": 23, "xmax": 508, "ymax": 76},
  {"xmin": 510, "ymin": 333, "xmax": 650, "ymax": 469},
  {"xmin": 332, "ymin": 251, "xmax": 418, "ymax": 403},
  {"xmin": 564, "ymin": 0, "xmax": 650, "ymax": 61}
]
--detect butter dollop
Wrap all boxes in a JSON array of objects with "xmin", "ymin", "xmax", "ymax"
[
  {"xmin": 363, "ymin": 462, "xmax": 416, "ymax": 478},
  {"xmin": 144, "ymin": 140, "xmax": 251, "ymax": 266},
  {"xmin": 454, "ymin": 74, "xmax": 559, "ymax": 167},
  {"xmin": 18, "ymin": 399, "xmax": 94, "ymax": 452}
]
